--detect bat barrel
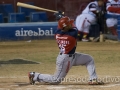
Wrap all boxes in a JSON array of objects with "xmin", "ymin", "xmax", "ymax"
[{"xmin": 17, "ymin": 2, "xmax": 58, "ymax": 13}]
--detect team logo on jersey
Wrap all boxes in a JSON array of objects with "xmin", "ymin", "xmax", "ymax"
[{"xmin": 56, "ymin": 34, "xmax": 68, "ymax": 39}]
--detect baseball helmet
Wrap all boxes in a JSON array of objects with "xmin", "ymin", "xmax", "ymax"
[{"xmin": 58, "ymin": 16, "xmax": 74, "ymax": 29}]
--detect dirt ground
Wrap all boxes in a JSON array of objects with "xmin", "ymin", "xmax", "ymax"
[{"xmin": 0, "ymin": 40, "xmax": 120, "ymax": 90}]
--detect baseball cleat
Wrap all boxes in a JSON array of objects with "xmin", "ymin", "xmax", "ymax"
[
  {"xmin": 88, "ymin": 79, "xmax": 104, "ymax": 85},
  {"xmin": 82, "ymin": 38, "xmax": 89, "ymax": 42},
  {"xmin": 92, "ymin": 37, "xmax": 100, "ymax": 42},
  {"xmin": 28, "ymin": 72, "xmax": 35, "ymax": 85}
]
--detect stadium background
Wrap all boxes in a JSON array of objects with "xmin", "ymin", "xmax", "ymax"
[
  {"xmin": 0, "ymin": 0, "xmax": 94, "ymax": 21},
  {"xmin": 0, "ymin": 0, "xmax": 108, "ymax": 41},
  {"xmin": 0, "ymin": 0, "xmax": 120, "ymax": 90}
]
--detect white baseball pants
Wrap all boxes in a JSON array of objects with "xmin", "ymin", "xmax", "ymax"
[
  {"xmin": 75, "ymin": 14, "xmax": 96, "ymax": 33},
  {"xmin": 33, "ymin": 53, "xmax": 97, "ymax": 84},
  {"xmin": 106, "ymin": 18, "xmax": 118, "ymax": 27}
]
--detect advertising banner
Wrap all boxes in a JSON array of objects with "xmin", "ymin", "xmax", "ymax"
[{"xmin": 0, "ymin": 22, "xmax": 58, "ymax": 40}]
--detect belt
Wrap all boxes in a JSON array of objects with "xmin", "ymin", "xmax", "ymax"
[{"xmin": 60, "ymin": 53, "xmax": 74, "ymax": 57}]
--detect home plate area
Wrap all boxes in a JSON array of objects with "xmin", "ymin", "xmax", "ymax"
[{"xmin": 0, "ymin": 76, "xmax": 120, "ymax": 90}]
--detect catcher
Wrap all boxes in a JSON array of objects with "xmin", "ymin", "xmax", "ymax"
[
  {"xmin": 28, "ymin": 16, "xmax": 104, "ymax": 85},
  {"xmin": 75, "ymin": 0, "xmax": 104, "ymax": 41}
]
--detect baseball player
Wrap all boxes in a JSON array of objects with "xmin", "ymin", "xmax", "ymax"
[
  {"xmin": 75, "ymin": 0, "xmax": 104, "ymax": 41},
  {"xmin": 106, "ymin": 0, "xmax": 120, "ymax": 36},
  {"xmin": 28, "ymin": 16, "xmax": 103, "ymax": 85}
]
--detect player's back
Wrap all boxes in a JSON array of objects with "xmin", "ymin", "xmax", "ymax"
[
  {"xmin": 82, "ymin": 1, "xmax": 98, "ymax": 16},
  {"xmin": 55, "ymin": 28, "xmax": 78, "ymax": 54}
]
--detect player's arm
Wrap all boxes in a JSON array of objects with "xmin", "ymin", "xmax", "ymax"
[
  {"xmin": 72, "ymin": 28, "xmax": 78, "ymax": 39},
  {"xmin": 106, "ymin": 1, "xmax": 120, "ymax": 13}
]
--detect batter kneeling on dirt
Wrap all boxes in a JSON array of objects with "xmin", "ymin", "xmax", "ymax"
[{"xmin": 28, "ymin": 16, "xmax": 104, "ymax": 85}]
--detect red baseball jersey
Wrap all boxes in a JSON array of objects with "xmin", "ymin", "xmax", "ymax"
[{"xmin": 55, "ymin": 28, "xmax": 78, "ymax": 54}]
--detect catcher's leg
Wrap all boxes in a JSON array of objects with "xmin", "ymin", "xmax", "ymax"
[{"xmin": 81, "ymin": 19, "xmax": 91, "ymax": 42}]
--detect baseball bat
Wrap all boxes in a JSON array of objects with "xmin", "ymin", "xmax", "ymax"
[{"xmin": 17, "ymin": 2, "xmax": 64, "ymax": 14}]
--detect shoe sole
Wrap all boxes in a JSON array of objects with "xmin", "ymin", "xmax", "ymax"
[
  {"xmin": 89, "ymin": 81, "xmax": 104, "ymax": 85},
  {"xmin": 28, "ymin": 72, "xmax": 35, "ymax": 85},
  {"xmin": 82, "ymin": 40, "xmax": 89, "ymax": 42},
  {"xmin": 93, "ymin": 37, "xmax": 100, "ymax": 42}
]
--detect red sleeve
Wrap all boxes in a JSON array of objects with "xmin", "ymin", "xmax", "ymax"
[{"xmin": 108, "ymin": 6, "xmax": 120, "ymax": 13}]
